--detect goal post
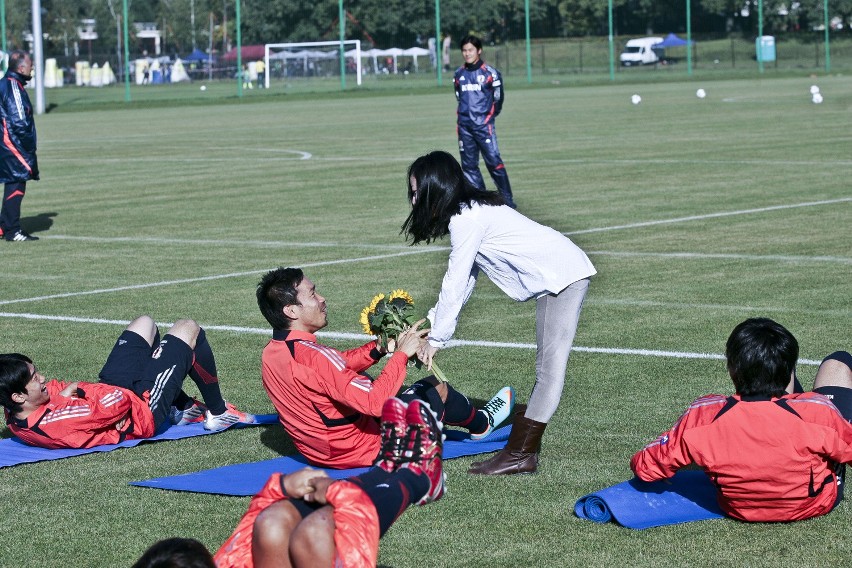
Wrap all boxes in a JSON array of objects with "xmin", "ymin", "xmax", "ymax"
[{"xmin": 264, "ymin": 40, "xmax": 362, "ymax": 88}]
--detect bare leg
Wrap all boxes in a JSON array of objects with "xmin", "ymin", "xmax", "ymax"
[
  {"xmin": 289, "ymin": 506, "xmax": 336, "ymax": 568},
  {"xmin": 125, "ymin": 315, "xmax": 157, "ymax": 346},
  {"xmin": 814, "ymin": 356, "xmax": 852, "ymax": 390},
  {"xmin": 164, "ymin": 319, "xmax": 200, "ymax": 350},
  {"xmin": 252, "ymin": 500, "xmax": 304, "ymax": 568}
]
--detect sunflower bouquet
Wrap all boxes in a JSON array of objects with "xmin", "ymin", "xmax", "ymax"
[{"xmin": 359, "ymin": 289, "xmax": 447, "ymax": 382}]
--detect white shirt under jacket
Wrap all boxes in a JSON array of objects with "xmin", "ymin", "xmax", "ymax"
[{"xmin": 427, "ymin": 202, "xmax": 597, "ymax": 348}]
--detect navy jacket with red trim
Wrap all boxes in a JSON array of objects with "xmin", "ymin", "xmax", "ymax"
[
  {"xmin": 454, "ymin": 59, "xmax": 504, "ymax": 127},
  {"xmin": 0, "ymin": 70, "xmax": 39, "ymax": 183}
]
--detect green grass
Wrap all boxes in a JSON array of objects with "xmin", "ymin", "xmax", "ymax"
[{"xmin": 0, "ymin": 74, "xmax": 850, "ymax": 567}]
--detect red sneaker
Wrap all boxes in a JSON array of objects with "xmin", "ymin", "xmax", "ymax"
[
  {"xmin": 374, "ymin": 397, "xmax": 409, "ymax": 473},
  {"xmin": 403, "ymin": 399, "xmax": 445, "ymax": 505}
]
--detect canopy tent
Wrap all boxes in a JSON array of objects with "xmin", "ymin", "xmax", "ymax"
[
  {"xmin": 656, "ymin": 33, "xmax": 692, "ymax": 48},
  {"xmin": 181, "ymin": 48, "xmax": 213, "ymax": 63},
  {"xmin": 221, "ymin": 44, "xmax": 266, "ymax": 62}
]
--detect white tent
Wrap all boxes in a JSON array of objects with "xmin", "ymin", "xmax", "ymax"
[{"xmin": 402, "ymin": 47, "xmax": 430, "ymax": 71}]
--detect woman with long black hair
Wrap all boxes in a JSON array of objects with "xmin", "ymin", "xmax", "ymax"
[{"xmin": 401, "ymin": 150, "xmax": 596, "ymax": 475}]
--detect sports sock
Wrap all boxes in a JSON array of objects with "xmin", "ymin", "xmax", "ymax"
[
  {"xmin": 188, "ymin": 328, "xmax": 226, "ymax": 414},
  {"xmin": 350, "ymin": 468, "xmax": 429, "ymax": 536},
  {"xmin": 443, "ymin": 383, "xmax": 488, "ymax": 433}
]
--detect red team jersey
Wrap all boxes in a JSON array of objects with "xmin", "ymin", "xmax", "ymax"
[
  {"xmin": 6, "ymin": 379, "xmax": 155, "ymax": 449},
  {"xmin": 214, "ymin": 473, "xmax": 380, "ymax": 568},
  {"xmin": 631, "ymin": 392, "xmax": 852, "ymax": 522},
  {"xmin": 261, "ymin": 329, "xmax": 410, "ymax": 468}
]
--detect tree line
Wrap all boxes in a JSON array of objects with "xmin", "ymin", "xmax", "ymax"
[{"xmin": 3, "ymin": 0, "xmax": 850, "ymax": 60}]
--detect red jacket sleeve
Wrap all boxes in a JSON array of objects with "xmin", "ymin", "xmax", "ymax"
[
  {"xmin": 339, "ymin": 341, "xmax": 382, "ymax": 374},
  {"xmin": 310, "ymin": 348, "xmax": 410, "ymax": 418},
  {"xmin": 630, "ymin": 395, "xmax": 726, "ymax": 481}
]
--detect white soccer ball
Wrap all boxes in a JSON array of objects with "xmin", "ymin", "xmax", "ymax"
[
  {"xmin": 631, "ymin": 94, "xmax": 641, "ymax": 105},
  {"xmin": 809, "ymin": 85, "xmax": 820, "ymax": 95},
  {"xmin": 812, "ymin": 93, "xmax": 823, "ymax": 104},
  {"xmin": 696, "ymin": 88, "xmax": 706, "ymax": 99},
  {"xmin": 200, "ymin": 85, "xmax": 207, "ymax": 91}
]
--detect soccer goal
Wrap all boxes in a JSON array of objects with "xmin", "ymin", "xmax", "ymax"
[{"xmin": 264, "ymin": 40, "xmax": 362, "ymax": 88}]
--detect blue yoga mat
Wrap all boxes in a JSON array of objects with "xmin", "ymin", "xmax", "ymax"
[
  {"xmin": 0, "ymin": 414, "xmax": 278, "ymax": 469},
  {"xmin": 574, "ymin": 470, "xmax": 725, "ymax": 529},
  {"xmin": 131, "ymin": 425, "xmax": 511, "ymax": 496}
]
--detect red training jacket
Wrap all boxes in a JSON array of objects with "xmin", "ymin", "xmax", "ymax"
[
  {"xmin": 631, "ymin": 392, "xmax": 852, "ymax": 522},
  {"xmin": 6, "ymin": 379, "xmax": 155, "ymax": 449},
  {"xmin": 261, "ymin": 329, "xmax": 410, "ymax": 468}
]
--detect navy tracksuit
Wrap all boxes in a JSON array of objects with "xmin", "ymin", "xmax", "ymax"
[{"xmin": 454, "ymin": 60, "xmax": 514, "ymax": 207}]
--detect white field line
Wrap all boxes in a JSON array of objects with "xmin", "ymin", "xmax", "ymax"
[
  {"xmin": 0, "ymin": 311, "xmax": 824, "ymax": 366},
  {"xmin": 0, "ymin": 248, "xmax": 444, "ymax": 307},
  {"xmin": 588, "ymin": 250, "xmax": 852, "ymax": 265},
  {"xmin": 38, "ymin": 235, "xmax": 851, "ymax": 266},
  {"xmin": 566, "ymin": 198, "xmax": 852, "ymax": 236},
  {"xmin": 45, "ymin": 234, "xmax": 418, "ymax": 251}
]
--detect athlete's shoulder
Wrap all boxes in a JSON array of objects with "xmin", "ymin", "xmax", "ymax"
[
  {"xmin": 688, "ymin": 393, "xmax": 728, "ymax": 409},
  {"xmin": 294, "ymin": 339, "xmax": 347, "ymax": 372}
]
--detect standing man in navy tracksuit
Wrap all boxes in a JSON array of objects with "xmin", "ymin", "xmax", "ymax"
[
  {"xmin": 0, "ymin": 50, "xmax": 40, "ymax": 241},
  {"xmin": 453, "ymin": 35, "xmax": 515, "ymax": 209}
]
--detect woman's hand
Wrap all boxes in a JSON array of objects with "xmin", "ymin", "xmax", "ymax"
[{"xmin": 417, "ymin": 343, "xmax": 440, "ymax": 371}]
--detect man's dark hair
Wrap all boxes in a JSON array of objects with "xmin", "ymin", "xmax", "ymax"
[
  {"xmin": 459, "ymin": 35, "xmax": 482, "ymax": 51},
  {"xmin": 725, "ymin": 318, "xmax": 799, "ymax": 398},
  {"xmin": 0, "ymin": 353, "xmax": 34, "ymax": 414},
  {"xmin": 257, "ymin": 267, "xmax": 304, "ymax": 330},
  {"xmin": 8, "ymin": 50, "xmax": 30, "ymax": 74},
  {"xmin": 131, "ymin": 538, "xmax": 215, "ymax": 568},
  {"xmin": 401, "ymin": 150, "xmax": 503, "ymax": 244}
]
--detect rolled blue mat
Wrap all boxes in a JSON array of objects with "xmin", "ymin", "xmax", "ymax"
[{"xmin": 574, "ymin": 470, "xmax": 725, "ymax": 530}]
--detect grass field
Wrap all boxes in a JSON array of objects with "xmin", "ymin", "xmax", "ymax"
[{"xmin": 0, "ymin": 73, "xmax": 850, "ymax": 567}]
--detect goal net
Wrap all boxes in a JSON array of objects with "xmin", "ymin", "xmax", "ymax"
[{"xmin": 264, "ymin": 40, "xmax": 362, "ymax": 88}]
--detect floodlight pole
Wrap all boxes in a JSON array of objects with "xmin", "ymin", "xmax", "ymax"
[
  {"xmin": 236, "ymin": 0, "xmax": 242, "ymax": 97},
  {"xmin": 823, "ymin": 0, "xmax": 830, "ymax": 72},
  {"xmin": 686, "ymin": 0, "xmax": 693, "ymax": 75},
  {"xmin": 524, "ymin": 0, "xmax": 531, "ymax": 84},
  {"xmin": 123, "ymin": 0, "xmax": 131, "ymax": 102},
  {"xmin": 1, "ymin": 0, "xmax": 6, "ymax": 56},
  {"xmin": 607, "ymin": 0, "xmax": 614, "ymax": 81},
  {"xmin": 30, "ymin": 0, "xmax": 44, "ymax": 114},
  {"xmin": 339, "ymin": 0, "xmax": 346, "ymax": 90},
  {"xmin": 757, "ymin": 0, "xmax": 764, "ymax": 73},
  {"xmin": 435, "ymin": 0, "xmax": 442, "ymax": 86}
]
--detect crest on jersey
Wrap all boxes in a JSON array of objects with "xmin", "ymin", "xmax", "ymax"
[{"xmin": 477, "ymin": 75, "xmax": 485, "ymax": 84}]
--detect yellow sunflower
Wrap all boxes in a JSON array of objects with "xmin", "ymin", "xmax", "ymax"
[
  {"xmin": 388, "ymin": 289, "xmax": 414, "ymax": 305},
  {"xmin": 360, "ymin": 293, "xmax": 386, "ymax": 335}
]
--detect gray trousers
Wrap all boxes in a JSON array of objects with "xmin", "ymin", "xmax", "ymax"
[{"xmin": 526, "ymin": 277, "xmax": 590, "ymax": 423}]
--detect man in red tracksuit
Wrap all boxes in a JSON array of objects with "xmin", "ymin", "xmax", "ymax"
[
  {"xmin": 255, "ymin": 267, "xmax": 513, "ymax": 469},
  {"xmin": 214, "ymin": 397, "xmax": 445, "ymax": 568},
  {"xmin": 631, "ymin": 317, "xmax": 852, "ymax": 522},
  {"xmin": 0, "ymin": 315, "xmax": 254, "ymax": 449}
]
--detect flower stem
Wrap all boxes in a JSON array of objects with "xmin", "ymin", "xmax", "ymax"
[{"xmin": 430, "ymin": 361, "xmax": 448, "ymax": 383}]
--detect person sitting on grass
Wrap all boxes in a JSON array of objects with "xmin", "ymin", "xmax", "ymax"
[
  {"xmin": 256, "ymin": 267, "xmax": 513, "ymax": 469},
  {"xmin": 214, "ymin": 397, "xmax": 445, "ymax": 568},
  {"xmin": 0, "ymin": 315, "xmax": 255, "ymax": 449},
  {"xmin": 631, "ymin": 317, "xmax": 852, "ymax": 522}
]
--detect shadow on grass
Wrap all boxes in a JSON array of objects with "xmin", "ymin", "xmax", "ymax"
[
  {"xmin": 22, "ymin": 211, "xmax": 57, "ymax": 236},
  {"xmin": 258, "ymin": 422, "xmax": 299, "ymax": 456}
]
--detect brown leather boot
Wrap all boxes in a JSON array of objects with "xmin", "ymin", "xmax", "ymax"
[{"xmin": 468, "ymin": 413, "xmax": 546, "ymax": 475}]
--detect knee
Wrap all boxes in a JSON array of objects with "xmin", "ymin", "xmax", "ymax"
[
  {"xmin": 166, "ymin": 319, "xmax": 200, "ymax": 349},
  {"xmin": 252, "ymin": 502, "xmax": 302, "ymax": 562},
  {"xmin": 126, "ymin": 315, "xmax": 157, "ymax": 346},
  {"xmin": 814, "ymin": 352, "xmax": 852, "ymax": 390},
  {"xmin": 290, "ymin": 508, "xmax": 335, "ymax": 566}
]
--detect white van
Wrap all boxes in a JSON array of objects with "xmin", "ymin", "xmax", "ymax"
[{"xmin": 620, "ymin": 37, "xmax": 664, "ymax": 66}]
